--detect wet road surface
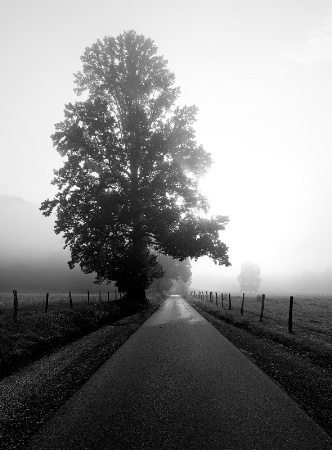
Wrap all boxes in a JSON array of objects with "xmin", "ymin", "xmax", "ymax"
[{"xmin": 27, "ymin": 296, "xmax": 332, "ymax": 449}]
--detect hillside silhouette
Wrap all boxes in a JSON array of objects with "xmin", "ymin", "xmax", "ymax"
[{"xmin": 0, "ymin": 196, "xmax": 109, "ymax": 292}]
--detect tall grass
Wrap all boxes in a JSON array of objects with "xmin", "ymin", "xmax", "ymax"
[
  {"xmin": 0, "ymin": 292, "xmax": 145, "ymax": 379},
  {"xmin": 188, "ymin": 292, "xmax": 332, "ymax": 369},
  {"xmin": 191, "ymin": 292, "xmax": 332, "ymax": 335}
]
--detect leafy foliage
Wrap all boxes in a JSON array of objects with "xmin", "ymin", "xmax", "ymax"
[
  {"xmin": 237, "ymin": 262, "xmax": 261, "ymax": 293},
  {"xmin": 41, "ymin": 30, "xmax": 230, "ymax": 300}
]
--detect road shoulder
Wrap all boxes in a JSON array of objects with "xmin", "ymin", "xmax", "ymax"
[
  {"xmin": 187, "ymin": 297, "xmax": 332, "ymax": 438},
  {"xmin": 0, "ymin": 305, "xmax": 159, "ymax": 450}
]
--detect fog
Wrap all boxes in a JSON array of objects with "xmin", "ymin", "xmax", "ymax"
[
  {"xmin": 1, "ymin": 1, "xmax": 332, "ymax": 294},
  {"xmin": 0, "ymin": 196, "xmax": 112, "ymax": 293},
  {"xmin": 1, "ymin": 195, "xmax": 331, "ymax": 295},
  {"xmin": 191, "ymin": 258, "xmax": 332, "ymax": 294}
]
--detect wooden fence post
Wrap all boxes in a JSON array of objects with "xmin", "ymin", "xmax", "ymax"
[
  {"xmin": 216, "ymin": 292, "xmax": 218, "ymax": 306},
  {"xmin": 221, "ymin": 293, "xmax": 224, "ymax": 308},
  {"xmin": 260, "ymin": 294, "xmax": 265, "ymax": 321},
  {"xmin": 288, "ymin": 296, "xmax": 294, "ymax": 333},
  {"xmin": 228, "ymin": 293, "xmax": 232, "ymax": 310},
  {"xmin": 209, "ymin": 291, "xmax": 212, "ymax": 303},
  {"xmin": 69, "ymin": 291, "xmax": 73, "ymax": 309},
  {"xmin": 45, "ymin": 293, "xmax": 49, "ymax": 313},
  {"xmin": 13, "ymin": 290, "xmax": 18, "ymax": 322},
  {"xmin": 240, "ymin": 293, "xmax": 245, "ymax": 315}
]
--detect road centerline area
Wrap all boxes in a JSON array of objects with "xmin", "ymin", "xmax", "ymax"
[{"xmin": 27, "ymin": 296, "xmax": 332, "ymax": 449}]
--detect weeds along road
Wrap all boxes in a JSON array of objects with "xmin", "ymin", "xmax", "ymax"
[{"xmin": 26, "ymin": 296, "xmax": 332, "ymax": 450}]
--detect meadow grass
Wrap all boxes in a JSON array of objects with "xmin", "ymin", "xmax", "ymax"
[
  {"xmin": 188, "ymin": 292, "xmax": 332, "ymax": 368},
  {"xmin": 0, "ymin": 292, "xmax": 147, "ymax": 379},
  {"xmin": 192, "ymin": 292, "xmax": 332, "ymax": 334}
]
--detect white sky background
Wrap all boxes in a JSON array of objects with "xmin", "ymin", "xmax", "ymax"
[{"xmin": 1, "ymin": 0, "xmax": 332, "ymax": 285}]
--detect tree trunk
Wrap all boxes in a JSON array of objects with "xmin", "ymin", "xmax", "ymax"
[
  {"xmin": 126, "ymin": 144, "xmax": 155, "ymax": 304},
  {"xmin": 125, "ymin": 283, "xmax": 148, "ymax": 304}
]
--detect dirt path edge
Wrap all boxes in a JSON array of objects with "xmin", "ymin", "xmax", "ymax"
[{"xmin": 0, "ymin": 305, "xmax": 159, "ymax": 450}]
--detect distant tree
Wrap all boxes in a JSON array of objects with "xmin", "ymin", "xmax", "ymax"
[
  {"xmin": 150, "ymin": 255, "xmax": 192, "ymax": 293},
  {"xmin": 41, "ymin": 30, "xmax": 230, "ymax": 303},
  {"xmin": 237, "ymin": 262, "xmax": 261, "ymax": 293},
  {"xmin": 169, "ymin": 278, "xmax": 191, "ymax": 296}
]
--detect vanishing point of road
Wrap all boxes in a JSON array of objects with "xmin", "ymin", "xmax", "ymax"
[{"xmin": 27, "ymin": 296, "xmax": 332, "ymax": 449}]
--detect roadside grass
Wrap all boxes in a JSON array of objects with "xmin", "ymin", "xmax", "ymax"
[
  {"xmin": 187, "ymin": 293, "xmax": 332, "ymax": 370},
  {"xmin": 186, "ymin": 293, "xmax": 332, "ymax": 436},
  {"xmin": 0, "ymin": 292, "xmax": 159, "ymax": 379}
]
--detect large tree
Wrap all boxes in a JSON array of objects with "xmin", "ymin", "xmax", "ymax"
[{"xmin": 41, "ymin": 30, "xmax": 230, "ymax": 302}]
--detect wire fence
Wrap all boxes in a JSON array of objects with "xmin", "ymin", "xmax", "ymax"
[
  {"xmin": 0, "ymin": 286, "xmax": 163, "ymax": 322},
  {"xmin": 189, "ymin": 290, "xmax": 332, "ymax": 337},
  {"xmin": 0, "ymin": 290, "xmax": 122, "ymax": 322}
]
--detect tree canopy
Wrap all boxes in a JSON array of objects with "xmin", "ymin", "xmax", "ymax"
[
  {"xmin": 41, "ymin": 30, "xmax": 230, "ymax": 302},
  {"xmin": 237, "ymin": 261, "xmax": 261, "ymax": 293}
]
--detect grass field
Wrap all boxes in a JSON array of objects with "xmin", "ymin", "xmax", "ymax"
[
  {"xmin": 0, "ymin": 291, "xmax": 156, "ymax": 379},
  {"xmin": 186, "ymin": 292, "xmax": 332, "ymax": 437},
  {"xmin": 189, "ymin": 291, "xmax": 332, "ymax": 367},
  {"xmin": 192, "ymin": 291, "xmax": 332, "ymax": 334},
  {"xmin": 0, "ymin": 291, "xmax": 118, "ymax": 311}
]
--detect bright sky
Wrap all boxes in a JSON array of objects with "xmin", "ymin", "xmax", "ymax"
[{"xmin": 1, "ymin": 0, "xmax": 332, "ymax": 283}]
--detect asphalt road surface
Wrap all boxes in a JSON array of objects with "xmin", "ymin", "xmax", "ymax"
[{"xmin": 27, "ymin": 296, "xmax": 332, "ymax": 449}]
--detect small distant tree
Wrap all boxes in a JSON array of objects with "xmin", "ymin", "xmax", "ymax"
[
  {"xmin": 237, "ymin": 261, "xmax": 261, "ymax": 293},
  {"xmin": 167, "ymin": 278, "xmax": 190, "ymax": 296},
  {"xmin": 150, "ymin": 254, "xmax": 191, "ymax": 293}
]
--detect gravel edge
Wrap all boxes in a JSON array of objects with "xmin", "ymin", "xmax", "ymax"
[{"xmin": 0, "ymin": 306, "xmax": 159, "ymax": 450}]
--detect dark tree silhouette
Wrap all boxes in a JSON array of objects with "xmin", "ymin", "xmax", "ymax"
[
  {"xmin": 41, "ymin": 30, "xmax": 230, "ymax": 302},
  {"xmin": 237, "ymin": 261, "xmax": 261, "ymax": 293}
]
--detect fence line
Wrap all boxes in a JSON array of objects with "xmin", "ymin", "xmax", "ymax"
[
  {"xmin": 13, "ymin": 290, "xmax": 18, "ymax": 322},
  {"xmin": 189, "ymin": 290, "xmax": 296, "ymax": 334},
  {"xmin": 0, "ymin": 289, "xmax": 121, "ymax": 322},
  {"xmin": 259, "ymin": 294, "xmax": 265, "ymax": 322},
  {"xmin": 288, "ymin": 296, "xmax": 294, "ymax": 333}
]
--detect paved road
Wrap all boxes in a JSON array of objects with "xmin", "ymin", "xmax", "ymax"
[{"xmin": 27, "ymin": 296, "xmax": 332, "ymax": 449}]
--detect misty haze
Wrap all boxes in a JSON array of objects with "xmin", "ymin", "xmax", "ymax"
[
  {"xmin": 0, "ymin": 195, "xmax": 106, "ymax": 292},
  {"xmin": 1, "ymin": 194, "xmax": 332, "ymax": 294},
  {"xmin": 1, "ymin": 1, "xmax": 332, "ymax": 448}
]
